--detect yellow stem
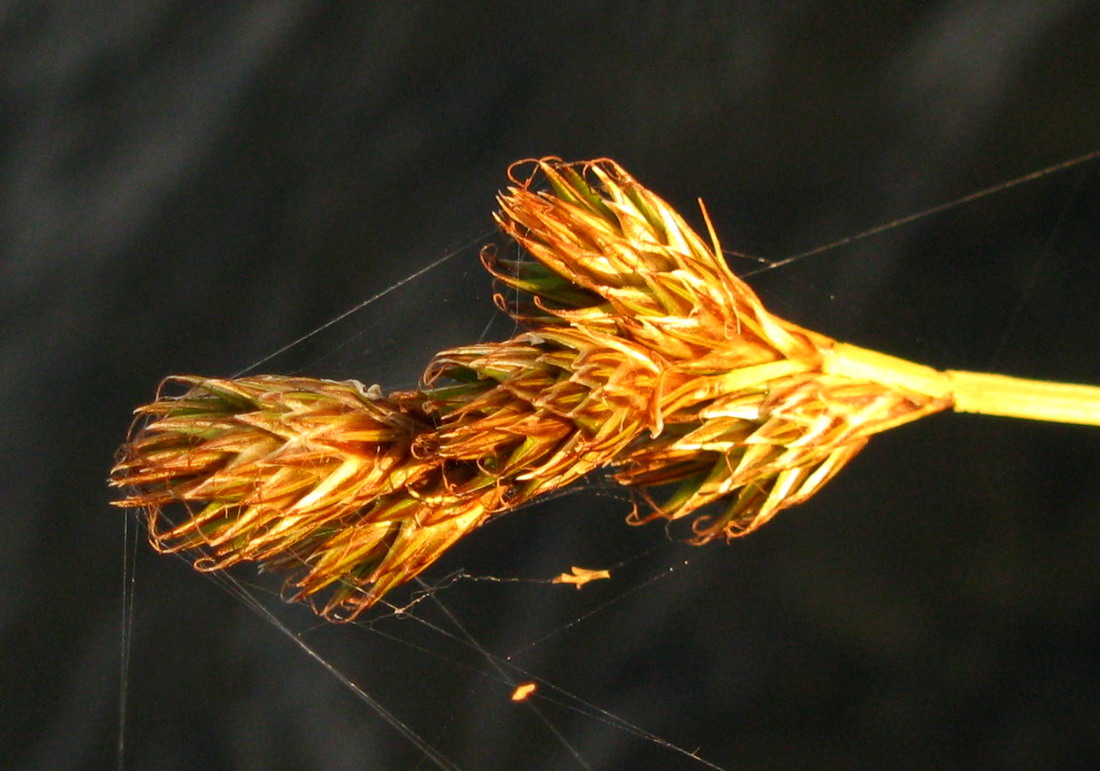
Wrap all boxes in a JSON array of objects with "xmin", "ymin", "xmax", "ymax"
[
  {"xmin": 825, "ymin": 343, "xmax": 1100, "ymax": 427},
  {"xmin": 945, "ymin": 370, "xmax": 1100, "ymax": 426}
]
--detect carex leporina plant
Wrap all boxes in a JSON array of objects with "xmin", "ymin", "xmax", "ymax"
[{"xmin": 111, "ymin": 158, "xmax": 1100, "ymax": 620}]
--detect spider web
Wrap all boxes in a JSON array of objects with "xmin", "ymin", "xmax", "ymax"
[{"xmin": 115, "ymin": 151, "xmax": 1100, "ymax": 770}]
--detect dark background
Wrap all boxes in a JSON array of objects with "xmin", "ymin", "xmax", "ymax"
[{"xmin": 5, "ymin": 3, "xmax": 1100, "ymax": 769}]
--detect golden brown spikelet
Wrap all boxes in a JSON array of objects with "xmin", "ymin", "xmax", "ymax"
[
  {"xmin": 490, "ymin": 158, "xmax": 950, "ymax": 538},
  {"xmin": 110, "ymin": 375, "xmax": 472, "ymax": 619},
  {"xmin": 111, "ymin": 157, "xmax": 1100, "ymax": 619}
]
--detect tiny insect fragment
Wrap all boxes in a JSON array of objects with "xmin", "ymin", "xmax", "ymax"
[
  {"xmin": 511, "ymin": 682, "xmax": 538, "ymax": 702},
  {"xmin": 552, "ymin": 565, "xmax": 612, "ymax": 588}
]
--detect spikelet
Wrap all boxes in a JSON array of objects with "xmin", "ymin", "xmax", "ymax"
[
  {"xmin": 111, "ymin": 376, "xmax": 464, "ymax": 617},
  {"xmin": 489, "ymin": 159, "xmax": 949, "ymax": 539},
  {"xmin": 111, "ymin": 157, "xmax": 1100, "ymax": 619}
]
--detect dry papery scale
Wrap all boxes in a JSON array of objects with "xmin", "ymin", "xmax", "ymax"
[{"xmin": 110, "ymin": 157, "xmax": 1100, "ymax": 621}]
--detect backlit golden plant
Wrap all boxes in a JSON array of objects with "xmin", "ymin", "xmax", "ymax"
[{"xmin": 110, "ymin": 157, "xmax": 1100, "ymax": 620}]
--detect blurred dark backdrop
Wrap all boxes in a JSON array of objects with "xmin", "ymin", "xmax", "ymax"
[{"xmin": 4, "ymin": 3, "xmax": 1100, "ymax": 769}]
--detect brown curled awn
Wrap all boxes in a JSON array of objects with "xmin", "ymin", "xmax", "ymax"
[{"xmin": 109, "ymin": 157, "xmax": 1100, "ymax": 621}]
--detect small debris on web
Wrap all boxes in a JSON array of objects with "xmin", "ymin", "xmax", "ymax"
[
  {"xmin": 552, "ymin": 565, "xmax": 611, "ymax": 588},
  {"xmin": 510, "ymin": 682, "xmax": 538, "ymax": 702}
]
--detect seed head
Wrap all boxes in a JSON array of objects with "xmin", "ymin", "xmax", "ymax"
[{"xmin": 112, "ymin": 158, "xmax": 974, "ymax": 618}]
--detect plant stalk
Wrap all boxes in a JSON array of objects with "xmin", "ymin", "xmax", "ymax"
[{"xmin": 826, "ymin": 342, "xmax": 1100, "ymax": 427}]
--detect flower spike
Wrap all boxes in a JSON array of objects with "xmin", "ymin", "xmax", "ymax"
[{"xmin": 111, "ymin": 158, "xmax": 1100, "ymax": 619}]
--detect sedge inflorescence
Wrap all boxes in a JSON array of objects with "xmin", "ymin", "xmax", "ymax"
[{"xmin": 108, "ymin": 158, "xmax": 990, "ymax": 620}]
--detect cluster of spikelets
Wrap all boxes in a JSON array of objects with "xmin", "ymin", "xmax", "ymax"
[{"xmin": 112, "ymin": 157, "xmax": 1093, "ymax": 620}]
